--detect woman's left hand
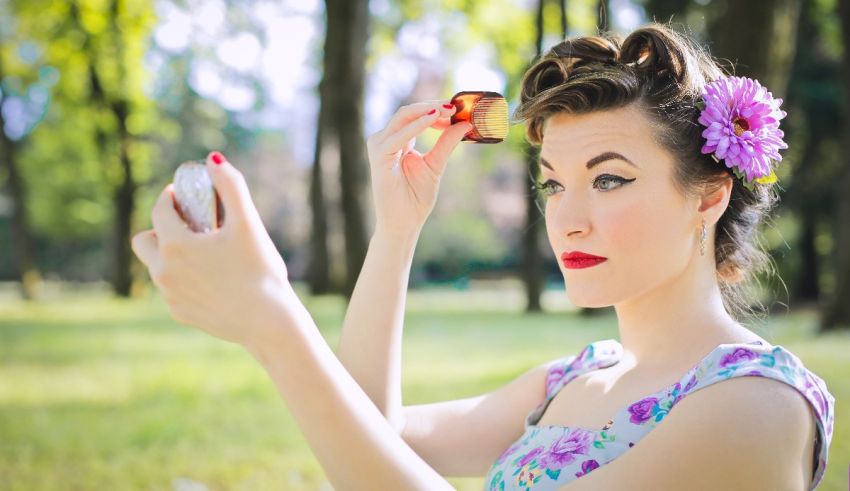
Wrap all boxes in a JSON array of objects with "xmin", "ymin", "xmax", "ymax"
[{"xmin": 131, "ymin": 151, "xmax": 293, "ymax": 346}]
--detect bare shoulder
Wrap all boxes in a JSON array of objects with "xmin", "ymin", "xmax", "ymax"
[
  {"xmin": 399, "ymin": 354, "xmax": 565, "ymax": 477},
  {"xmin": 559, "ymin": 375, "xmax": 817, "ymax": 490}
]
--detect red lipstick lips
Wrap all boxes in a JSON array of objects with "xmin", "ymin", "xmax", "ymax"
[{"xmin": 561, "ymin": 251, "xmax": 608, "ymax": 269}]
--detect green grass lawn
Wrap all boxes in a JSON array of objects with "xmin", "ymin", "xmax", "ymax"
[{"xmin": 0, "ymin": 281, "xmax": 846, "ymax": 490}]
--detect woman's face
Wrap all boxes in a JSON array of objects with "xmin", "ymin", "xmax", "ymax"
[{"xmin": 538, "ymin": 104, "xmax": 700, "ymax": 308}]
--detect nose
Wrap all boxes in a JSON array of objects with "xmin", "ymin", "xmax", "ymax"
[{"xmin": 548, "ymin": 193, "xmax": 591, "ymax": 239}]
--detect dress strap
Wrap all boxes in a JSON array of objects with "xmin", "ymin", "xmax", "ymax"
[
  {"xmin": 672, "ymin": 342, "xmax": 834, "ymax": 490},
  {"xmin": 544, "ymin": 339, "xmax": 623, "ymax": 400}
]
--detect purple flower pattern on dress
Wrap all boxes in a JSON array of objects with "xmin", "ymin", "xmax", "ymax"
[
  {"xmin": 684, "ymin": 373, "xmax": 698, "ymax": 392},
  {"xmin": 627, "ymin": 396, "xmax": 658, "ymax": 424},
  {"xmin": 539, "ymin": 429, "xmax": 595, "ymax": 470},
  {"xmin": 670, "ymin": 384, "xmax": 684, "ymax": 406},
  {"xmin": 497, "ymin": 442, "xmax": 523, "ymax": 464},
  {"xmin": 484, "ymin": 339, "xmax": 834, "ymax": 491},
  {"xmin": 518, "ymin": 446, "xmax": 544, "ymax": 467},
  {"xmin": 574, "ymin": 459, "xmax": 600, "ymax": 478},
  {"xmin": 719, "ymin": 347, "xmax": 759, "ymax": 367}
]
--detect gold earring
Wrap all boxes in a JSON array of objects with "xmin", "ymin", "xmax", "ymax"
[{"xmin": 699, "ymin": 219, "xmax": 707, "ymax": 256}]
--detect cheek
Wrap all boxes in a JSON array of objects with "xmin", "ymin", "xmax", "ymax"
[
  {"xmin": 543, "ymin": 200, "xmax": 558, "ymax": 248},
  {"xmin": 601, "ymin": 205, "xmax": 646, "ymax": 247},
  {"xmin": 602, "ymin": 190, "xmax": 692, "ymax": 265}
]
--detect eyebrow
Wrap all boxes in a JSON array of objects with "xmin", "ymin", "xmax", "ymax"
[{"xmin": 539, "ymin": 151, "xmax": 638, "ymax": 171}]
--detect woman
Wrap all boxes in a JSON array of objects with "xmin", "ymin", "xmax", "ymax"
[{"xmin": 131, "ymin": 23, "xmax": 834, "ymax": 490}]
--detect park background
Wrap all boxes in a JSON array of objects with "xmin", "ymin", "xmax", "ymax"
[{"xmin": 1, "ymin": 0, "xmax": 848, "ymax": 489}]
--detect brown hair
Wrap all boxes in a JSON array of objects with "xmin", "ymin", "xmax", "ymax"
[{"xmin": 514, "ymin": 22, "xmax": 780, "ymax": 321}]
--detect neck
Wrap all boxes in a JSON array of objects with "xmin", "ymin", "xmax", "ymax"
[{"xmin": 612, "ymin": 254, "xmax": 742, "ymax": 367}]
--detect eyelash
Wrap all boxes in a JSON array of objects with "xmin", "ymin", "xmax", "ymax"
[{"xmin": 532, "ymin": 174, "xmax": 635, "ymax": 197}]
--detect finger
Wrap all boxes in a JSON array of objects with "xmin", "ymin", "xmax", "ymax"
[
  {"xmin": 402, "ymin": 136, "xmax": 416, "ymax": 156},
  {"xmin": 401, "ymin": 148, "xmax": 424, "ymax": 172},
  {"xmin": 131, "ymin": 229, "xmax": 160, "ymax": 271},
  {"xmin": 380, "ymin": 101, "xmax": 456, "ymax": 141},
  {"xmin": 205, "ymin": 151, "xmax": 262, "ymax": 230},
  {"xmin": 429, "ymin": 117, "xmax": 453, "ymax": 130},
  {"xmin": 380, "ymin": 110, "xmax": 444, "ymax": 156},
  {"xmin": 422, "ymin": 121, "xmax": 474, "ymax": 176},
  {"xmin": 152, "ymin": 184, "xmax": 192, "ymax": 240}
]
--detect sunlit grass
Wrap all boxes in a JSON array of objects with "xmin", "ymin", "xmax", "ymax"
[{"xmin": 0, "ymin": 281, "xmax": 846, "ymax": 490}]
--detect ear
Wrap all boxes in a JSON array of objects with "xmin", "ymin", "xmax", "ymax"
[{"xmin": 697, "ymin": 176, "xmax": 733, "ymax": 226}]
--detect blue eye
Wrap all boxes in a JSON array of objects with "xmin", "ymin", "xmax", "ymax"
[
  {"xmin": 533, "ymin": 174, "xmax": 635, "ymax": 197},
  {"xmin": 593, "ymin": 174, "xmax": 634, "ymax": 191},
  {"xmin": 532, "ymin": 179, "xmax": 563, "ymax": 197}
]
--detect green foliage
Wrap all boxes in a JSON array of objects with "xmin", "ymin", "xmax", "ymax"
[{"xmin": 3, "ymin": 0, "xmax": 159, "ymax": 240}]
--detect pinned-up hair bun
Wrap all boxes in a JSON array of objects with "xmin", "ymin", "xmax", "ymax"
[
  {"xmin": 619, "ymin": 29, "xmax": 688, "ymax": 81},
  {"xmin": 549, "ymin": 35, "xmax": 620, "ymax": 66}
]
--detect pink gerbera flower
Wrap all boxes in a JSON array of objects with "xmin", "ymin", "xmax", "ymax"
[{"xmin": 697, "ymin": 76, "xmax": 788, "ymax": 185}]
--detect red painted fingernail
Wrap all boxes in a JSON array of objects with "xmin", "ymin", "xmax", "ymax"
[
  {"xmin": 443, "ymin": 103, "xmax": 454, "ymax": 109},
  {"xmin": 427, "ymin": 109, "xmax": 437, "ymax": 115},
  {"xmin": 211, "ymin": 151, "xmax": 224, "ymax": 165}
]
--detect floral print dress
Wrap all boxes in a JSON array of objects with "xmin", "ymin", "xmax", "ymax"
[{"xmin": 484, "ymin": 338, "xmax": 835, "ymax": 490}]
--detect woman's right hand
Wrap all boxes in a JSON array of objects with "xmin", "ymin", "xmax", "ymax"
[{"xmin": 367, "ymin": 101, "xmax": 474, "ymax": 238}]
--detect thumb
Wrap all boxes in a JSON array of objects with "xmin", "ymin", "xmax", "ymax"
[
  {"xmin": 422, "ymin": 122, "xmax": 473, "ymax": 176},
  {"xmin": 205, "ymin": 151, "xmax": 260, "ymax": 230}
]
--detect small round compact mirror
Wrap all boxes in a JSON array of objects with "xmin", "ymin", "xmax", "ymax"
[{"xmin": 172, "ymin": 160, "xmax": 224, "ymax": 233}]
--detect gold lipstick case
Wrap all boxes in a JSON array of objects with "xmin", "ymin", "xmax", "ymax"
[{"xmin": 449, "ymin": 91, "xmax": 509, "ymax": 143}]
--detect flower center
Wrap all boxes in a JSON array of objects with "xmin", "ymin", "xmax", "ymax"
[{"xmin": 732, "ymin": 117, "xmax": 750, "ymax": 136}]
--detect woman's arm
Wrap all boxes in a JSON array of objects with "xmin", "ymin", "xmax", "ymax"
[
  {"xmin": 131, "ymin": 152, "xmax": 460, "ymax": 490},
  {"xmin": 336, "ymin": 229, "xmax": 418, "ymax": 432},
  {"xmin": 336, "ymin": 101, "xmax": 471, "ymax": 431},
  {"xmin": 329, "ymin": 103, "xmax": 554, "ymax": 477},
  {"xmin": 129, "ymin": 141, "xmax": 555, "ymax": 484},
  {"xmin": 246, "ymin": 285, "xmax": 454, "ymax": 491}
]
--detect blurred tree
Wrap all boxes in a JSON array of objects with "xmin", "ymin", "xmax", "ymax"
[
  {"xmin": 520, "ymin": 0, "xmax": 556, "ymax": 313},
  {"xmin": 308, "ymin": 42, "xmax": 332, "ymax": 295},
  {"xmin": 334, "ymin": 0, "xmax": 371, "ymax": 299},
  {"xmin": 522, "ymin": 0, "xmax": 569, "ymax": 312},
  {"xmin": 596, "ymin": 0, "xmax": 610, "ymax": 32},
  {"xmin": 783, "ymin": 0, "xmax": 842, "ymax": 306},
  {"xmin": 822, "ymin": 0, "xmax": 850, "ymax": 330},
  {"xmin": 707, "ymin": 0, "xmax": 802, "ymax": 96},
  {"xmin": 559, "ymin": 0, "xmax": 569, "ymax": 35},
  {"xmin": 67, "ymin": 0, "xmax": 156, "ymax": 297},
  {"xmin": 309, "ymin": 0, "xmax": 370, "ymax": 299},
  {"xmin": 2, "ymin": 0, "xmax": 156, "ymax": 292},
  {"xmin": 0, "ymin": 30, "xmax": 42, "ymax": 299},
  {"xmin": 642, "ymin": 0, "xmax": 691, "ymax": 24},
  {"xmin": 8, "ymin": 0, "xmax": 114, "ymax": 284}
]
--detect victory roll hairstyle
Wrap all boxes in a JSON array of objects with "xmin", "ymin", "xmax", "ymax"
[{"xmin": 514, "ymin": 23, "xmax": 781, "ymax": 321}]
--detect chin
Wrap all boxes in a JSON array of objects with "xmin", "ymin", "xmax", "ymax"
[{"xmin": 563, "ymin": 286, "xmax": 616, "ymax": 309}]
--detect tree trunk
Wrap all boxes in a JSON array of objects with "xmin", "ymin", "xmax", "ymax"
[
  {"xmin": 559, "ymin": 0, "xmax": 568, "ymax": 39},
  {"xmin": 782, "ymin": 0, "xmax": 827, "ymax": 309},
  {"xmin": 707, "ymin": 0, "xmax": 802, "ymax": 97},
  {"xmin": 795, "ymin": 210, "xmax": 820, "ymax": 303},
  {"xmin": 111, "ymin": 98, "xmax": 135, "ymax": 297},
  {"xmin": 69, "ymin": 0, "xmax": 136, "ymax": 296},
  {"xmin": 522, "ymin": 0, "xmax": 548, "ymax": 313},
  {"xmin": 326, "ymin": 0, "xmax": 370, "ymax": 300},
  {"xmin": 108, "ymin": 0, "xmax": 135, "ymax": 297},
  {"xmin": 644, "ymin": 0, "xmax": 691, "ymax": 24},
  {"xmin": 821, "ymin": 0, "xmax": 850, "ymax": 331},
  {"xmin": 789, "ymin": 134, "xmax": 821, "ymax": 304},
  {"xmin": 308, "ymin": 77, "xmax": 332, "ymax": 295},
  {"xmin": 596, "ymin": 0, "xmax": 610, "ymax": 32},
  {"xmin": 0, "ymin": 41, "xmax": 41, "ymax": 299}
]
